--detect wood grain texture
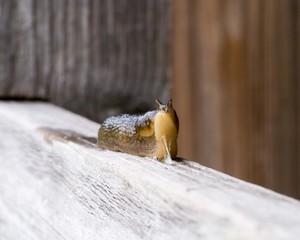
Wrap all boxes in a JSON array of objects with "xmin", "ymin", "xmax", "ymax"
[
  {"xmin": 0, "ymin": 102, "xmax": 300, "ymax": 240},
  {"xmin": 172, "ymin": 0, "xmax": 300, "ymax": 199},
  {"xmin": 0, "ymin": 0, "xmax": 171, "ymax": 121}
]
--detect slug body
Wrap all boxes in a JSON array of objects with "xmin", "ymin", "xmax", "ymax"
[{"xmin": 98, "ymin": 99, "xmax": 179, "ymax": 160}]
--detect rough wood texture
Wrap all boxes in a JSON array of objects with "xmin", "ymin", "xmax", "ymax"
[
  {"xmin": 172, "ymin": 0, "xmax": 300, "ymax": 199},
  {"xmin": 0, "ymin": 102, "xmax": 300, "ymax": 240},
  {"xmin": 0, "ymin": 0, "xmax": 171, "ymax": 120}
]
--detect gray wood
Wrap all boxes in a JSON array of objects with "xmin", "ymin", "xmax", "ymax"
[
  {"xmin": 0, "ymin": 101, "xmax": 300, "ymax": 240},
  {"xmin": 0, "ymin": 0, "xmax": 171, "ymax": 121}
]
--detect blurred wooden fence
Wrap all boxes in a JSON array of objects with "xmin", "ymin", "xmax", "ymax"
[{"xmin": 172, "ymin": 0, "xmax": 300, "ymax": 199}]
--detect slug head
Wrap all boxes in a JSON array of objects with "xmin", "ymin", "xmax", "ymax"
[
  {"xmin": 155, "ymin": 99, "xmax": 179, "ymax": 133},
  {"xmin": 154, "ymin": 98, "xmax": 179, "ymax": 160}
]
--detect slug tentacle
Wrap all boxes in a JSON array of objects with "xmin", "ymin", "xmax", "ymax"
[{"xmin": 98, "ymin": 99, "xmax": 179, "ymax": 161}]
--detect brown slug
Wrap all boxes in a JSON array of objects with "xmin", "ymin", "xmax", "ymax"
[{"xmin": 97, "ymin": 99, "xmax": 179, "ymax": 161}]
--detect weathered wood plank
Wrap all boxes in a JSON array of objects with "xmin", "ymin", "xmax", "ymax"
[{"xmin": 0, "ymin": 101, "xmax": 300, "ymax": 240}]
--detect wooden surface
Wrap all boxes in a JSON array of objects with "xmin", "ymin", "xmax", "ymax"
[
  {"xmin": 0, "ymin": 102, "xmax": 300, "ymax": 240},
  {"xmin": 172, "ymin": 0, "xmax": 300, "ymax": 199},
  {"xmin": 0, "ymin": 0, "xmax": 171, "ymax": 120}
]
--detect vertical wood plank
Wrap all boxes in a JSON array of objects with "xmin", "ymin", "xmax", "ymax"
[
  {"xmin": 34, "ymin": 0, "xmax": 51, "ymax": 96},
  {"xmin": 172, "ymin": 0, "xmax": 194, "ymax": 160},
  {"xmin": 192, "ymin": 0, "xmax": 225, "ymax": 171},
  {"xmin": 0, "ymin": 0, "xmax": 13, "ymax": 94}
]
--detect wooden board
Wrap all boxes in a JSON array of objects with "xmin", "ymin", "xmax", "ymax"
[{"xmin": 0, "ymin": 101, "xmax": 300, "ymax": 240}]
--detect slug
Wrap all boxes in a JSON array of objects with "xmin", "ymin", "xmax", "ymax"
[{"xmin": 97, "ymin": 99, "xmax": 179, "ymax": 161}]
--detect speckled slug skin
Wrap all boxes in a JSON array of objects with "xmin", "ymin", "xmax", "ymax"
[{"xmin": 98, "ymin": 99, "xmax": 179, "ymax": 161}]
